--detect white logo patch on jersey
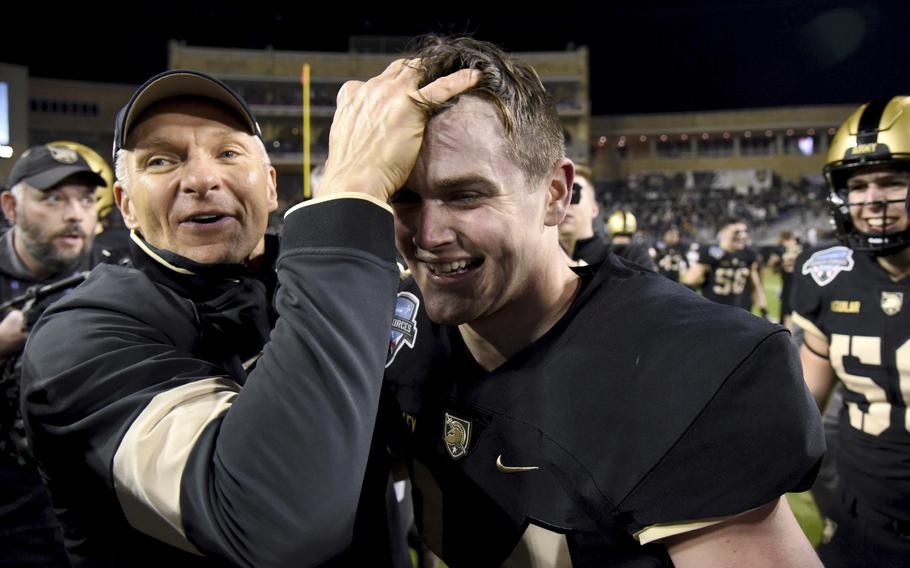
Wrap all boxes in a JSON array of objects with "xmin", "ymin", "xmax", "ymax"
[
  {"xmin": 881, "ymin": 291, "xmax": 903, "ymax": 316},
  {"xmin": 386, "ymin": 291, "xmax": 419, "ymax": 368},
  {"xmin": 802, "ymin": 246, "xmax": 855, "ymax": 287}
]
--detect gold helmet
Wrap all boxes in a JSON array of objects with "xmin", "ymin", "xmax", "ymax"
[
  {"xmin": 607, "ymin": 210, "xmax": 637, "ymax": 237},
  {"xmin": 824, "ymin": 96, "xmax": 910, "ymax": 253},
  {"xmin": 49, "ymin": 140, "xmax": 114, "ymax": 224}
]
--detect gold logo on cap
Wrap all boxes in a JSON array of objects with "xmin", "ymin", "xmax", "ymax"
[{"xmin": 47, "ymin": 145, "xmax": 79, "ymax": 164}]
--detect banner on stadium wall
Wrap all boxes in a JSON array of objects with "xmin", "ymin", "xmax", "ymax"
[
  {"xmin": 711, "ymin": 168, "xmax": 773, "ymax": 194},
  {"xmin": 631, "ymin": 169, "xmax": 773, "ymax": 194},
  {"xmin": 675, "ymin": 169, "xmax": 774, "ymax": 194}
]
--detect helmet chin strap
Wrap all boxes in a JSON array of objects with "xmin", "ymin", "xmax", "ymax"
[
  {"xmin": 845, "ymin": 226, "xmax": 910, "ymax": 256},
  {"xmin": 830, "ymin": 191, "xmax": 910, "ymax": 255},
  {"xmin": 870, "ymin": 232, "xmax": 910, "ymax": 257}
]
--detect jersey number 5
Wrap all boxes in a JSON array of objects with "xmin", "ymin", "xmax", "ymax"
[
  {"xmin": 829, "ymin": 333, "xmax": 910, "ymax": 436},
  {"xmin": 712, "ymin": 267, "xmax": 750, "ymax": 296}
]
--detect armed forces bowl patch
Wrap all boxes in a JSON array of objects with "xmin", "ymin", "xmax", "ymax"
[
  {"xmin": 801, "ymin": 246, "xmax": 855, "ymax": 287},
  {"xmin": 443, "ymin": 412, "xmax": 472, "ymax": 459},
  {"xmin": 386, "ymin": 291, "xmax": 419, "ymax": 368}
]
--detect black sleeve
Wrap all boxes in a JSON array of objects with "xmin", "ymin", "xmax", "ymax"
[
  {"xmin": 620, "ymin": 330, "xmax": 825, "ymax": 532},
  {"xmin": 22, "ymin": 197, "xmax": 400, "ymax": 567},
  {"xmin": 625, "ymin": 244, "xmax": 657, "ymax": 271}
]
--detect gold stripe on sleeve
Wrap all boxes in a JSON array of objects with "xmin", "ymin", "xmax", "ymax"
[
  {"xmin": 112, "ymin": 377, "xmax": 240, "ymax": 554},
  {"xmin": 791, "ymin": 312, "xmax": 827, "ymax": 342},
  {"xmin": 635, "ymin": 516, "xmax": 732, "ymax": 545}
]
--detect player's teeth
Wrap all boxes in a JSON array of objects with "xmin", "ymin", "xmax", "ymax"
[
  {"xmin": 867, "ymin": 218, "xmax": 886, "ymax": 226},
  {"xmin": 429, "ymin": 260, "xmax": 469, "ymax": 274}
]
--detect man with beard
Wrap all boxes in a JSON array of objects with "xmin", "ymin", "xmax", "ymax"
[{"xmin": 0, "ymin": 143, "xmax": 103, "ymax": 566}]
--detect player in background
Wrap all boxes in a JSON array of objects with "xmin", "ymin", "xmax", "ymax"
[
  {"xmin": 791, "ymin": 96, "xmax": 910, "ymax": 567},
  {"xmin": 651, "ymin": 226, "xmax": 688, "ymax": 282},
  {"xmin": 683, "ymin": 219, "xmax": 767, "ymax": 315}
]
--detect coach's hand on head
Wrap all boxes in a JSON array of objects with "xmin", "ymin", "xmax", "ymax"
[{"xmin": 318, "ymin": 59, "xmax": 479, "ymax": 201}]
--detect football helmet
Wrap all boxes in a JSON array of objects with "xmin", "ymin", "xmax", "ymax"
[
  {"xmin": 824, "ymin": 96, "xmax": 910, "ymax": 254},
  {"xmin": 49, "ymin": 140, "xmax": 114, "ymax": 222},
  {"xmin": 606, "ymin": 210, "xmax": 637, "ymax": 237}
]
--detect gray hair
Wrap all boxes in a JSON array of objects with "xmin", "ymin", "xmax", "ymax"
[{"xmin": 8, "ymin": 182, "xmax": 26, "ymax": 201}]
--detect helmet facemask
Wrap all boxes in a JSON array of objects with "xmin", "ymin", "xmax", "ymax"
[{"xmin": 824, "ymin": 96, "xmax": 910, "ymax": 255}]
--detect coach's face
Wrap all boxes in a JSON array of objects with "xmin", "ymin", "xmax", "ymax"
[
  {"xmin": 115, "ymin": 99, "xmax": 278, "ymax": 264},
  {"xmin": 392, "ymin": 96, "xmax": 567, "ymax": 326}
]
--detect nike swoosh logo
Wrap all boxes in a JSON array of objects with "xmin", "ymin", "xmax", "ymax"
[{"xmin": 496, "ymin": 454, "xmax": 540, "ymax": 473}]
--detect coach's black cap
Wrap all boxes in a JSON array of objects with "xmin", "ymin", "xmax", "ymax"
[
  {"xmin": 113, "ymin": 70, "xmax": 262, "ymax": 161},
  {"xmin": 8, "ymin": 144, "xmax": 106, "ymax": 190}
]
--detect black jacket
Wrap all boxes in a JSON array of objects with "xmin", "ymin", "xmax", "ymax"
[{"xmin": 22, "ymin": 197, "xmax": 400, "ymax": 567}]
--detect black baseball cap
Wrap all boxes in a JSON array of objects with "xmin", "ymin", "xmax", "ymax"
[
  {"xmin": 8, "ymin": 144, "xmax": 107, "ymax": 190},
  {"xmin": 113, "ymin": 70, "xmax": 261, "ymax": 161}
]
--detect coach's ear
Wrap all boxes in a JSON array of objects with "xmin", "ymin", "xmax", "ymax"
[
  {"xmin": 544, "ymin": 158, "xmax": 574, "ymax": 226},
  {"xmin": 114, "ymin": 181, "xmax": 139, "ymax": 230}
]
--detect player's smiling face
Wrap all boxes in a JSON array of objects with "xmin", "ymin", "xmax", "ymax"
[
  {"xmin": 846, "ymin": 166, "xmax": 910, "ymax": 236},
  {"xmin": 116, "ymin": 99, "xmax": 278, "ymax": 265},
  {"xmin": 718, "ymin": 222, "xmax": 749, "ymax": 252},
  {"xmin": 392, "ymin": 96, "xmax": 555, "ymax": 326}
]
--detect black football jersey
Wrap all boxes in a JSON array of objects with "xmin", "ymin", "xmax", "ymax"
[
  {"xmin": 696, "ymin": 246, "xmax": 758, "ymax": 309},
  {"xmin": 792, "ymin": 245, "xmax": 910, "ymax": 523},
  {"xmin": 384, "ymin": 256, "xmax": 823, "ymax": 567},
  {"xmin": 571, "ymin": 236, "xmax": 656, "ymax": 271},
  {"xmin": 779, "ymin": 242, "xmax": 802, "ymax": 276},
  {"xmin": 652, "ymin": 243, "xmax": 687, "ymax": 282}
]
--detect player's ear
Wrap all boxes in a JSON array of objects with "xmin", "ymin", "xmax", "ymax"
[{"xmin": 545, "ymin": 158, "xmax": 574, "ymax": 227}]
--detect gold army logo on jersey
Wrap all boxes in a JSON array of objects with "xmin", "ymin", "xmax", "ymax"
[
  {"xmin": 443, "ymin": 412, "xmax": 472, "ymax": 460},
  {"xmin": 881, "ymin": 291, "xmax": 904, "ymax": 316}
]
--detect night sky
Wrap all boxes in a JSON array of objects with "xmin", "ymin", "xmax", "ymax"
[{"xmin": 6, "ymin": 1, "xmax": 907, "ymax": 115}]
